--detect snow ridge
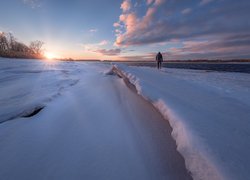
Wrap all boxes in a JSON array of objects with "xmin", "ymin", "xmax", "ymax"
[
  {"xmin": 113, "ymin": 64, "xmax": 224, "ymax": 180},
  {"xmin": 154, "ymin": 100, "xmax": 223, "ymax": 180}
]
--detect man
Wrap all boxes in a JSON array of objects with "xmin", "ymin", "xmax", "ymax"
[{"xmin": 156, "ymin": 52, "xmax": 163, "ymax": 69}]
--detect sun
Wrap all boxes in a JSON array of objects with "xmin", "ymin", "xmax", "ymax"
[{"xmin": 44, "ymin": 52, "xmax": 59, "ymax": 60}]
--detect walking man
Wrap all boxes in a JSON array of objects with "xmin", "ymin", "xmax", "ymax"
[{"xmin": 156, "ymin": 52, "xmax": 163, "ymax": 69}]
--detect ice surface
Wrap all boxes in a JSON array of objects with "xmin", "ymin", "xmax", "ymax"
[{"xmin": 115, "ymin": 64, "xmax": 250, "ymax": 180}]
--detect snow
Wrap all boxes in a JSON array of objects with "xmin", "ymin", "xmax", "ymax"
[
  {"xmin": 0, "ymin": 58, "xmax": 80, "ymax": 122},
  {"xmin": 1, "ymin": 57, "xmax": 250, "ymax": 180},
  {"xmin": 114, "ymin": 64, "xmax": 250, "ymax": 180},
  {"xmin": 0, "ymin": 58, "xmax": 191, "ymax": 180}
]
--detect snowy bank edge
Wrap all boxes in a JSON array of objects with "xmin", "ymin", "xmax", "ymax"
[{"xmin": 112, "ymin": 64, "xmax": 224, "ymax": 180}]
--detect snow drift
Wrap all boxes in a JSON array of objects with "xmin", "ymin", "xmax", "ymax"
[{"xmin": 113, "ymin": 64, "xmax": 250, "ymax": 180}]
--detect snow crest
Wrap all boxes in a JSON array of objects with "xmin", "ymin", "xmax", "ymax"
[
  {"xmin": 114, "ymin": 64, "xmax": 224, "ymax": 180},
  {"xmin": 113, "ymin": 64, "xmax": 142, "ymax": 94},
  {"xmin": 154, "ymin": 100, "xmax": 223, "ymax": 180}
]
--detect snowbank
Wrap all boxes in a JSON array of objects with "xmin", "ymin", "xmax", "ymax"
[
  {"xmin": 113, "ymin": 64, "xmax": 250, "ymax": 180},
  {"xmin": 153, "ymin": 100, "xmax": 223, "ymax": 180}
]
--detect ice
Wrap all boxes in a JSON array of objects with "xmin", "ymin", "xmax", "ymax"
[{"xmin": 114, "ymin": 64, "xmax": 250, "ymax": 180}]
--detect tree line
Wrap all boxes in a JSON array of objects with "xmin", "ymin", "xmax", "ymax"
[{"xmin": 0, "ymin": 32, "xmax": 44, "ymax": 59}]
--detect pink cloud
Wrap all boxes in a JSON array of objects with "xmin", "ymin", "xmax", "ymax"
[
  {"xmin": 113, "ymin": 22, "xmax": 121, "ymax": 28},
  {"xmin": 154, "ymin": 0, "xmax": 165, "ymax": 6},
  {"xmin": 121, "ymin": 0, "xmax": 131, "ymax": 12},
  {"xmin": 98, "ymin": 40, "xmax": 109, "ymax": 46},
  {"xmin": 147, "ymin": 0, "xmax": 165, "ymax": 6},
  {"xmin": 114, "ymin": 0, "xmax": 250, "ymax": 61},
  {"xmin": 114, "ymin": 0, "xmax": 166, "ymax": 46},
  {"xmin": 95, "ymin": 48, "xmax": 121, "ymax": 56},
  {"xmin": 147, "ymin": 0, "xmax": 154, "ymax": 5}
]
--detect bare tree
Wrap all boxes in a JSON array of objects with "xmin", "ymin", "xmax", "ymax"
[
  {"xmin": 0, "ymin": 32, "xmax": 9, "ymax": 53},
  {"xmin": 29, "ymin": 40, "xmax": 44, "ymax": 55},
  {"xmin": 16, "ymin": 42, "xmax": 31, "ymax": 53},
  {"xmin": 8, "ymin": 32, "xmax": 17, "ymax": 51},
  {"xmin": 0, "ymin": 31, "xmax": 45, "ymax": 59}
]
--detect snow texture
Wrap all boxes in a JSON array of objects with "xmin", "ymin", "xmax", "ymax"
[
  {"xmin": 115, "ymin": 64, "xmax": 250, "ymax": 180},
  {"xmin": 1, "ymin": 57, "xmax": 250, "ymax": 180},
  {"xmin": 0, "ymin": 58, "xmax": 191, "ymax": 180},
  {"xmin": 0, "ymin": 58, "xmax": 80, "ymax": 122}
]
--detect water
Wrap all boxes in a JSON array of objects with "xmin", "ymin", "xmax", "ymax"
[{"xmin": 124, "ymin": 62, "xmax": 250, "ymax": 73}]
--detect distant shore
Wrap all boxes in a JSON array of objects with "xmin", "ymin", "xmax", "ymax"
[{"xmin": 1, "ymin": 56, "xmax": 250, "ymax": 63}]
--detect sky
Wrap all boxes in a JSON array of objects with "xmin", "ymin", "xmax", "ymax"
[{"xmin": 0, "ymin": 0, "xmax": 250, "ymax": 60}]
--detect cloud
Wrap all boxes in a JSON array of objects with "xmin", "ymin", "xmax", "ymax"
[
  {"xmin": 200, "ymin": 0, "xmax": 214, "ymax": 6},
  {"xmin": 23, "ymin": 0, "xmax": 41, "ymax": 8},
  {"xmin": 114, "ymin": 0, "xmax": 250, "ymax": 49},
  {"xmin": 121, "ymin": 0, "xmax": 131, "ymax": 12},
  {"xmin": 89, "ymin": 29, "xmax": 98, "ymax": 33},
  {"xmin": 95, "ymin": 48, "xmax": 121, "ymax": 56},
  {"xmin": 113, "ymin": 22, "xmax": 121, "ymax": 28},
  {"xmin": 182, "ymin": 8, "xmax": 192, "ymax": 15},
  {"xmin": 117, "ymin": 33, "xmax": 250, "ymax": 60},
  {"xmin": 81, "ymin": 40, "xmax": 109, "ymax": 51},
  {"xmin": 81, "ymin": 40, "xmax": 119, "ymax": 56},
  {"xmin": 98, "ymin": 40, "xmax": 109, "ymax": 46},
  {"xmin": 154, "ymin": 0, "xmax": 165, "ymax": 6},
  {"xmin": 165, "ymin": 34, "xmax": 250, "ymax": 59},
  {"xmin": 120, "ymin": 53, "xmax": 156, "ymax": 61},
  {"xmin": 114, "ymin": 0, "xmax": 163, "ymax": 46},
  {"xmin": 147, "ymin": 0, "xmax": 154, "ymax": 5},
  {"xmin": 114, "ymin": 0, "xmax": 171, "ymax": 46}
]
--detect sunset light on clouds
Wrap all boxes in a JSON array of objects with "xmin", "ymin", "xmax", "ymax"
[{"xmin": 1, "ymin": 0, "xmax": 250, "ymax": 60}]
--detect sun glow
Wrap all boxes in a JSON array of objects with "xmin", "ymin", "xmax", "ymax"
[{"xmin": 44, "ymin": 52, "xmax": 59, "ymax": 60}]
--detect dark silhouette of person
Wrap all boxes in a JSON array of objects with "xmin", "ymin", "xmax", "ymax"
[{"xmin": 156, "ymin": 52, "xmax": 163, "ymax": 69}]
